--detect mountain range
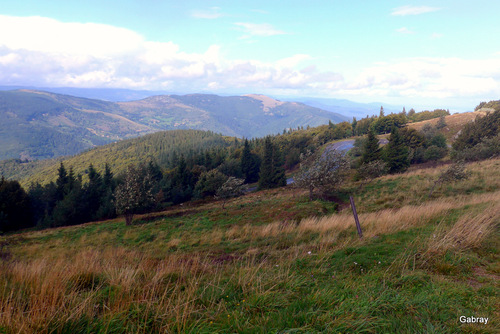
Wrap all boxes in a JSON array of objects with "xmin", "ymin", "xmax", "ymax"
[{"xmin": 0, "ymin": 89, "xmax": 348, "ymax": 161}]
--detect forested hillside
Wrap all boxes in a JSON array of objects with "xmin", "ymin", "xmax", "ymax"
[
  {"xmin": 0, "ymin": 90, "xmax": 347, "ymax": 161},
  {"xmin": 0, "ymin": 90, "xmax": 152, "ymax": 160},
  {"xmin": 11, "ymin": 130, "xmax": 232, "ymax": 187}
]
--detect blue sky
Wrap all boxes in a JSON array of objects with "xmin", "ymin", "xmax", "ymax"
[{"xmin": 1, "ymin": 0, "xmax": 499, "ymax": 111}]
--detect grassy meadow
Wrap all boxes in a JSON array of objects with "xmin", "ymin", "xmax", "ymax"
[{"xmin": 1, "ymin": 158, "xmax": 499, "ymax": 333}]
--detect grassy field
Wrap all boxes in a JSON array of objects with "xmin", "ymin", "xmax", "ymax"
[{"xmin": 1, "ymin": 159, "xmax": 499, "ymax": 333}]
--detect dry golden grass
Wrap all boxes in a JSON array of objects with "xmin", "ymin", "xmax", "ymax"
[
  {"xmin": 1, "ymin": 245, "xmax": 296, "ymax": 333},
  {"xmin": 193, "ymin": 190, "xmax": 500, "ymax": 253},
  {"xmin": 407, "ymin": 110, "xmax": 488, "ymax": 141},
  {"xmin": 428, "ymin": 202, "xmax": 500, "ymax": 253}
]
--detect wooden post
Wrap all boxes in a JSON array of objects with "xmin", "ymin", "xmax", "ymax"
[{"xmin": 349, "ymin": 196, "xmax": 363, "ymax": 238}]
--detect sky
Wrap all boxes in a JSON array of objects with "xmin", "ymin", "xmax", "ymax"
[{"xmin": 0, "ymin": 0, "xmax": 499, "ymax": 111}]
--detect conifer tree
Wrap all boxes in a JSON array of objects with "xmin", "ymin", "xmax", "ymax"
[
  {"xmin": 84, "ymin": 164, "xmax": 102, "ymax": 219},
  {"xmin": 241, "ymin": 139, "xmax": 260, "ymax": 183},
  {"xmin": 258, "ymin": 137, "xmax": 286, "ymax": 190},
  {"xmin": 97, "ymin": 163, "xmax": 115, "ymax": 220},
  {"xmin": 0, "ymin": 177, "xmax": 33, "ymax": 232},
  {"xmin": 384, "ymin": 127, "xmax": 410, "ymax": 173},
  {"xmin": 361, "ymin": 130, "xmax": 381, "ymax": 164},
  {"xmin": 103, "ymin": 163, "xmax": 113, "ymax": 190},
  {"xmin": 55, "ymin": 162, "xmax": 68, "ymax": 200}
]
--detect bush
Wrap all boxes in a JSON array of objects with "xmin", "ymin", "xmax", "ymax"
[
  {"xmin": 424, "ymin": 145, "xmax": 448, "ymax": 161},
  {"xmin": 451, "ymin": 134, "xmax": 500, "ymax": 161},
  {"xmin": 453, "ymin": 109, "xmax": 499, "ymax": 151},
  {"xmin": 428, "ymin": 161, "xmax": 469, "ymax": 197},
  {"xmin": 357, "ymin": 160, "xmax": 387, "ymax": 184},
  {"xmin": 194, "ymin": 169, "xmax": 228, "ymax": 199}
]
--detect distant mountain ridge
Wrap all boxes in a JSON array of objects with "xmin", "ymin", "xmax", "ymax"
[{"xmin": 0, "ymin": 89, "xmax": 348, "ymax": 161}]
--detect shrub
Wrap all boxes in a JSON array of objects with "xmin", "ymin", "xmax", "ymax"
[
  {"xmin": 428, "ymin": 161, "xmax": 469, "ymax": 197},
  {"xmin": 356, "ymin": 160, "xmax": 387, "ymax": 186},
  {"xmin": 423, "ymin": 145, "xmax": 448, "ymax": 161},
  {"xmin": 194, "ymin": 169, "xmax": 228, "ymax": 199},
  {"xmin": 451, "ymin": 134, "xmax": 500, "ymax": 162}
]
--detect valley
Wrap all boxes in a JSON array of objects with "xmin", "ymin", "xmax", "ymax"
[{"xmin": 0, "ymin": 89, "xmax": 347, "ymax": 161}]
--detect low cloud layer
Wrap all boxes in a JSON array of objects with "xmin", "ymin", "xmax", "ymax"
[{"xmin": 0, "ymin": 15, "xmax": 499, "ymax": 109}]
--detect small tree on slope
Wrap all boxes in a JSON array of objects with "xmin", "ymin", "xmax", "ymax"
[
  {"xmin": 294, "ymin": 148, "xmax": 350, "ymax": 200},
  {"xmin": 114, "ymin": 165, "xmax": 155, "ymax": 225}
]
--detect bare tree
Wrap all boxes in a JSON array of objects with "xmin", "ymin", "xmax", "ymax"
[{"xmin": 294, "ymin": 148, "xmax": 350, "ymax": 200}]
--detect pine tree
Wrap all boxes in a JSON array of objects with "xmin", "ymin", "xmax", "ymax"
[
  {"xmin": 361, "ymin": 130, "xmax": 381, "ymax": 164},
  {"xmin": 384, "ymin": 127, "xmax": 410, "ymax": 173},
  {"xmin": 258, "ymin": 137, "xmax": 286, "ymax": 190},
  {"xmin": 103, "ymin": 163, "xmax": 113, "ymax": 190},
  {"xmin": 97, "ymin": 163, "xmax": 115, "ymax": 220},
  {"xmin": 55, "ymin": 162, "xmax": 68, "ymax": 200},
  {"xmin": 52, "ymin": 168, "xmax": 84, "ymax": 227},
  {"xmin": 379, "ymin": 106, "xmax": 385, "ymax": 117},
  {"xmin": 241, "ymin": 139, "xmax": 260, "ymax": 183},
  {"xmin": 83, "ymin": 164, "xmax": 102, "ymax": 220},
  {"xmin": 0, "ymin": 177, "xmax": 33, "ymax": 232}
]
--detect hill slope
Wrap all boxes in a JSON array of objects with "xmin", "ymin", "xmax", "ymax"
[
  {"xmin": 0, "ymin": 90, "xmax": 153, "ymax": 160},
  {"xmin": 8, "ymin": 129, "xmax": 230, "ymax": 187},
  {"xmin": 0, "ymin": 90, "xmax": 347, "ymax": 160},
  {"xmin": 1, "ymin": 157, "xmax": 498, "ymax": 333},
  {"xmin": 407, "ymin": 110, "xmax": 489, "ymax": 142}
]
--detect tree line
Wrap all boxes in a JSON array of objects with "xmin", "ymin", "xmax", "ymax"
[
  {"xmin": 0, "ymin": 135, "xmax": 289, "ymax": 232},
  {"xmin": 2, "ymin": 105, "xmax": 498, "ymax": 233}
]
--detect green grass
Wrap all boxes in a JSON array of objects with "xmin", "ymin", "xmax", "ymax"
[{"xmin": 1, "ymin": 159, "xmax": 499, "ymax": 333}]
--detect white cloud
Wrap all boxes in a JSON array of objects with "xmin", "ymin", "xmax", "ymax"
[
  {"xmin": 0, "ymin": 15, "xmax": 499, "ymax": 109},
  {"xmin": 339, "ymin": 57, "xmax": 500, "ymax": 101},
  {"xmin": 396, "ymin": 27, "xmax": 414, "ymax": 34},
  {"xmin": 191, "ymin": 7, "xmax": 225, "ymax": 19},
  {"xmin": 391, "ymin": 6, "xmax": 441, "ymax": 16},
  {"xmin": 234, "ymin": 22, "xmax": 286, "ymax": 38},
  {"xmin": 0, "ymin": 15, "xmax": 143, "ymax": 57}
]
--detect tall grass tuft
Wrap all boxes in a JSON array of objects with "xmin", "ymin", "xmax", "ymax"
[{"xmin": 428, "ymin": 202, "xmax": 499, "ymax": 253}]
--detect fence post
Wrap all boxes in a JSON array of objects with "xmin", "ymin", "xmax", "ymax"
[{"xmin": 349, "ymin": 196, "xmax": 363, "ymax": 239}]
